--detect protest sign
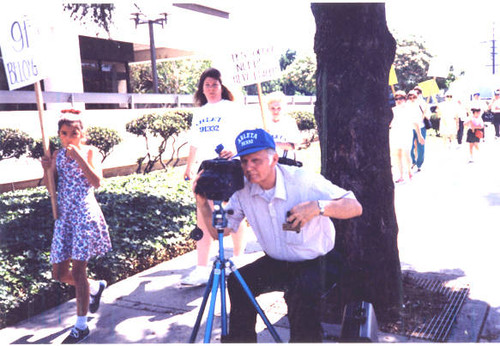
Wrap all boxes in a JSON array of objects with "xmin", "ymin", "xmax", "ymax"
[
  {"xmin": 229, "ymin": 46, "xmax": 281, "ymax": 87},
  {"xmin": 0, "ymin": 8, "xmax": 57, "ymax": 219},
  {"xmin": 418, "ymin": 79, "xmax": 441, "ymax": 98},
  {"xmin": 226, "ymin": 46, "xmax": 281, "ymax": 130},
  {"xmin": 388, "ymin": 65, "xmax": 398, "ymax": 86},
  {"xmin": 0, "ymin": 9, "xmax": 45, "ymax": 90},
  {"xmin": 427, "ymin": 58, "xmax": 450, "ymax": 79}
]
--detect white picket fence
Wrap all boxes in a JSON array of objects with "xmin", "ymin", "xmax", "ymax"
[{"xmin": 0, "ymin": 90, "xmax": 315, "ymax": 109}]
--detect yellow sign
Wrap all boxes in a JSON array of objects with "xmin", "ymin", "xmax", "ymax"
[
  {"xmin": 388, "ymin": 65, "xmax": 398, "ymax": 86},
  {"xmin": 418, "ymin": 79, "xmax": 440, "ymax": 97}
]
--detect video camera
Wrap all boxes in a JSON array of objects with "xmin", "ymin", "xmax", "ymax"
[{"xmin": 194, "ymin": 144, "xmax": 244, "ymax": 201}]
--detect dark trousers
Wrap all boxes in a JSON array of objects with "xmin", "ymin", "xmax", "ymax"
[
  {"xmin": 493, "ymin": 113, "xmax": 500, "ymax": 137},
  {"xmin": 224, "ymin": 250, "xmax": 341, "ymax": 343},
  {"xmin": 457, "ymin": 119, "xmax": 464, "ymax": 144}
]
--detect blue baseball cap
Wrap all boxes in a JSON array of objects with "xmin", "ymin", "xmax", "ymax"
[{"xmin": 234, "ymin": 128, "xmax": 275, "ymax": 157}]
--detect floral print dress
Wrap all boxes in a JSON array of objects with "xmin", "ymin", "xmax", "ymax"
[{"xmin": 50, "ymin": 148, "xmax": 111, "ymax": 263}]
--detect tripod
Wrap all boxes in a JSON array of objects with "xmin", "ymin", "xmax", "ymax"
[{"xmin": 189, "ymin": 200, "xmax": 282, "ymax": 343}]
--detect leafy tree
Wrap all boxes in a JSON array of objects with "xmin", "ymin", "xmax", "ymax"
[
  {"xmin": 0, "ymin": 129, "xmax": 33, "ymax": 161},
  {"xmin": 280, "ymin": 49, "xmax": 297, "ymax": 70},
  {"xmin": 29, "ymin": 137, "xmax": 61, "ymax": 159},
  {"xmin": 62, "ymin": 4, "xmax": 115, "ymax": 34},
  {"xmin": 126, "ymin": 110, "xmax": 192, "ymax": 173},
  {"xmin": 86, "ymin": 126, "xmax": 122, "ymax": 162},
  {"xmin": 130, "ymin": 59, "xmax": 211, "ymax": 94},
  {"xmin": 312, "ymin": 3, "xmax": 401, "ymax": 322},
  {"xmin": 282, "ymin": 54, "xmax": 317, "ymax": 95},
  {"xmin": 392, "ymin": 37, "xmax": 433, "ymax": 92}
]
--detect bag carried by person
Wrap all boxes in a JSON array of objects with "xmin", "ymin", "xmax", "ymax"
[
  {"xmin": 475, "ymin": 129, "xmax": 484, "ymax": 139},
  {"xmin": 423, "ymin": 117, "xmax": 432, "ymax": 130}
]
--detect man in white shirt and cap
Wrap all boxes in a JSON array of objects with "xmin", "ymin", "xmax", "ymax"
[{"xmin": 193, "ymin": 128, "xmax": 363, "ymax": 342}]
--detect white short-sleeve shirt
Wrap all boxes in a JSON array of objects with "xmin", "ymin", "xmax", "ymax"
[{"xmin": 225, "ymin": 164, "xmax": 357, "ymax": 262}]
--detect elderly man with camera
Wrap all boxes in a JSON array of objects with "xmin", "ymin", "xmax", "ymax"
[{"xmin": 193, "ymin": 128, "xmax": 363, "ymax": 343}]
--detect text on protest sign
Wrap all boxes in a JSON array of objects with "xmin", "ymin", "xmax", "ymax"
[
  {"xmin": 0, "ymin": 11, "xmax": 45, "ymax": 90},
  {"xmin": 229, "ymin": 47, "xmax": 281, "ymax": 86}
]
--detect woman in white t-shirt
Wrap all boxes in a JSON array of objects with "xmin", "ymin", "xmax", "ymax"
[{"xmin": 182, "ymin": 68, "xmax": 249, "ymax": 286}]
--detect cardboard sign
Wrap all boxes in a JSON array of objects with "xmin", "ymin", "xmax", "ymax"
[
  {"xmin": 427, "ymin": 58, "xmax": 450, "ymax": 79},
  {"xmin": 388, "ymin": 65, "xmax": 398, "ymax": 86},
  {"xmin": 0, "ymin": 9, "xmax": 45, "ymax": 90},
  {"xmin": 228, "ymin": 46, "xmax": 281, "ymax": 86},
  {"xmin": 418, "ymin": 79, "xmax": 440, "ymax": 97}
]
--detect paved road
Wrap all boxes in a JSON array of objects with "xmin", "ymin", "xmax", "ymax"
[{"xmin": 395, "ymin": 131, "xmax": 500, "ymax": 307}]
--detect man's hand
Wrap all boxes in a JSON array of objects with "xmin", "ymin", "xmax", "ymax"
[
  {"xmin": 218, "ymin": 149, "xmax": 234, "ymax": 159},
  {"xmin": 286, "ymin": 201, "xmax": 318, "ymax": 230}
]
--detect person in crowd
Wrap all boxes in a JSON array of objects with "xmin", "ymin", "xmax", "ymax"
[
  {"xmin": 436, "ymin": 93, "xmax": 460, "ymax": 149},
  {"xmin": 465, "ymin": 107, "xmax": 485, "ymax": 162},
  {"xmin": 389, "ymin": 90, "xmax": 424, "ymax": 183},
  {"xmin": 265, "ymin": 91, "xmax": 302, "ymax": 158},
  {"xmin": 41, "ymin": 109, "xmax": 111, "ymax": 344},
  {"xmin": 469, "ymin": 91, "xmax": 488, "ymax": 115},
  {"xmin": 193, "ymin": 128, "xmax": 363, "ymax": 342},
  {"xmin": 182, "ymin": 68, "xmax": 252, "ymax": 286},
  {"xmin": 488, "ymin": 89, "xmax": 500, "ymax": 140},
  {"xmin": 468, "ymin": 91, "xmax": 488, "ymax": 142},
  {"xmin": 408, "ymin": 90, "xmax": 428, "ymax": 172}
]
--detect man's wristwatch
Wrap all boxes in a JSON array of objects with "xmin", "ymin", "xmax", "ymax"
[{"xmin": 317, "ymin": 200, "xmax": 327, "ymax": 216}]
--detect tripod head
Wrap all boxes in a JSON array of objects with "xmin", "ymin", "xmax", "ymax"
[{"xmin": 212, "ymin": 200, "xmax": 233, "ymax": 232}]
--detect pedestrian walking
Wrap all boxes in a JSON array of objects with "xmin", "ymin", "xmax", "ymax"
[
  {"xmin": 465, "ymin": 108, "xmax": 485, "ymax": 163},
  {"xmin": 408, "ymin": 90, "xmax": 428, "ymax": 172},
  {"xmin": 41, "ymin": 109, "xmax": 111, "ymax": 344},
  {"xmin": 389, "ymin": 90, "xmax": 424, "ymax": 183},
  {"xmin": 436, "ymin": 93, "xmax": 460, "ymax": 149},
  {"xmin": 488, "ymin": 89, "xmax": 500, "ymax": 140}
]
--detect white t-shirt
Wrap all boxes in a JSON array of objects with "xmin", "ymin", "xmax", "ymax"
[
  {"xmin": 188, "ymin": 100, "xmax": 253, "ymax": 161},
  {"xmin": 266, "ymin": 115, "xmax": 301, "ymax": 157}
]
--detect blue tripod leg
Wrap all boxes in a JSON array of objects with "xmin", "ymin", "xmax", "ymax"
[
  {"xmin": 204, "ymin": 261, "xmax": 222, "ymax": 343},
  {"xmin": 218, "ymin": 232, "xmax": 228, "ymax": 337},
  {"xmin": 231, "ymin": 266, "xmax": 283, "ymax": 343},
  {"xmin": 189, "ymin": 268, "xmax": 215, "ymax": 343}
]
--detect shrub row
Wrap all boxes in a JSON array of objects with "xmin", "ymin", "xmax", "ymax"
[
  {"xmin": 0, "ymin": 169, "xmax": 196, "ymax": 329},
  {"xmin": 0, "ymin": 127, "xmax": 122, "ymax": 163},
  {"xmin": 1, "ymin": 109, "xmax": 317, "ymax": 167}
]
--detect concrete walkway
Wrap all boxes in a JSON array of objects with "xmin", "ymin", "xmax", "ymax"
[{"xmin": 1, "ymin": 131, "xmax": 500, "ymax": 343}]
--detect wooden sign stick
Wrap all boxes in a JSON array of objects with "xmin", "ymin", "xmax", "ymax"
[
  {"xmin": 35, "ymin": 81, "xmax": 58, "ymax": 219},
  {"xmin": 256, "ymin": 82, "xmax": 267, "ymax": 131}
]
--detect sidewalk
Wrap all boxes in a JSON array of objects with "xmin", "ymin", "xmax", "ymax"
[{"xmin": 1, "ymin": 133, "xmax": 500, "ymax": 343}]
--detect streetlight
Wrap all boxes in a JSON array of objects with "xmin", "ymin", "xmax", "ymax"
[{"xmin": 131, "ymin": 12, "xmax": 168, "ymax": 93}]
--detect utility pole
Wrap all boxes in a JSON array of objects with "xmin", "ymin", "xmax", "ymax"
[
  {"xmin": 492, "ymin": 24, "xmax": 496, "ymax": 74},
  {"xmin": 483, "ymin": 23, "xmax": 498, "ymax": 74},
  {"xmin": 132, "ymin": 12, "xmax": 168, "ymax": 93}
]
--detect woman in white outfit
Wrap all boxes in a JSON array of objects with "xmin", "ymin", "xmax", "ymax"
[
  {"xmin": 390, "ymin": 90, "xmax": 424, "ymax": 183},
  {"xmin": 182, "ymin": 68, "xmax": 250, "ymax": 286}
]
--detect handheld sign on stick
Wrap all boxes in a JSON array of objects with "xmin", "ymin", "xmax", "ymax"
[
  {"xmin": 0, "ymin": 9, "xmax": 58, "ymax": 219},
  {"xmin": 227, "ymin": 46, "xmax": 282, "ymax": 131}
]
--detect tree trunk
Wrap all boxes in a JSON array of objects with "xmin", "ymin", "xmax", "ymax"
[{"xmin": 312, "ymin": 3, "xmax": 401, "ymax": 322}]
